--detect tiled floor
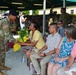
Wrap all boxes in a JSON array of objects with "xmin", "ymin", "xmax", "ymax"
[{"xmin": 4, "ymin": 48, "xmax": 31, "ymax": 75}]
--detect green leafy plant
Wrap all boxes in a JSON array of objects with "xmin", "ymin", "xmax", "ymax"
[
  {"xmin": 23, "ymin": 10, "xmax": 30, "ymax": 15},
  {"xmin": 18, "ymin": 28, "xmax": 29, "ymax": 42},
  {"xmin": 33, "ymin": 10, "xmax": 39, "ymax": 15}
]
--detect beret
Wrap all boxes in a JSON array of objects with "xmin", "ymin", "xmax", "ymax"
[{"xmin": 9, "ymin": 9, "xmax": 19, "ymax": 16}]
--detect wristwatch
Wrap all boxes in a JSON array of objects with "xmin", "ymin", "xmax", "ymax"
[{"xmin": 44, "ymin": 53, "xmax": 46, "ymax": 57}]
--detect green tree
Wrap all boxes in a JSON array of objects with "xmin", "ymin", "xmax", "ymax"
[
  {"xmin": 23, "ymin": 10, "xmax": 30, "ymax": 15},
  {"xmin": 33, "ymin": 10, "xmax": 39, "ymax": 15}
]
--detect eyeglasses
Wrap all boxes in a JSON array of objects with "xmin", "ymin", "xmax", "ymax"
[{"xmin": 57, "ymin": 23, "xmax": 62, "ymax": 25}]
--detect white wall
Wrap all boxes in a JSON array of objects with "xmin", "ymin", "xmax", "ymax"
[
  {"xmin": 53, "ymin": 6, "xmax": 76, "ymax": 14},
  {"xmin": 28, "ymin": 6, "xmax": 76, "ymax": 15},
  {"xmin": 66, "ymin": 6, "xmax": 76, "ymax": 14},
  {"xmin": 38, "ymin": 9, "xmax": 50, "ymax": 15},
  {"xmin": 38, "ymin": 6, "xmax": 76, "ymax": 15}
]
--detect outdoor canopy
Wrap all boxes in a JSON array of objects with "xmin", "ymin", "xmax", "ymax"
[
  {"xmin": 67, "ymin": 0, "xmax": 76, "ymax": 2},
  {"xmin": 0, "ymin": 0, "xmax": 76, "ymax": 10}
]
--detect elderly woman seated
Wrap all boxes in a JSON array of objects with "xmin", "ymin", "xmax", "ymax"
[{"xmin": 47, "ymin": 25, "xmax": 76, "ymax": 75}]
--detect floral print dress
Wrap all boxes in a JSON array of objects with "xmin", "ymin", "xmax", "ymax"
[{"xmin": 50, "ymin": 37, "xmax": 75, "ymax": 67}]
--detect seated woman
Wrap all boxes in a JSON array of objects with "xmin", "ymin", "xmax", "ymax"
[
  {"xmin": 47, "ymin": 25, "xmax": 76, "ymax": 75},
  {"xmin": 65, "ymin": 42, "xmax": 76, "ymax": 75}
]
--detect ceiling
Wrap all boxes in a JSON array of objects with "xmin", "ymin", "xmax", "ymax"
[{"xmin": 0, "ymin": 0, "xmax": 76, "ymax": 10}]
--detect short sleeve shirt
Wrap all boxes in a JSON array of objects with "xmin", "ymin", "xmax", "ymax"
[
  {"xmin": 30, "ymin": 30, "xmax": 45, "ymax": 49},
  {"xmin": 43, "ymin": 33, "xmax": 61, "ymax": 53},
  {"xmin": 71, "ymin": 42, "xmax": 76, "ymax": 57}
]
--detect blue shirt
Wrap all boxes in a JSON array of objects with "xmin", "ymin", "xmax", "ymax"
[{"xmin": 57, "ymin": 27, "xmax": 65, "ymax": 37}]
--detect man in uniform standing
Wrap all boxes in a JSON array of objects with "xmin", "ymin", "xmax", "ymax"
[
  {"xmin": 0, "ymin": 9, "xmax": 18, "ymax": 75},
  {"xmin": 59, "ymin": 8, "xmax": 71, "ymax": 28}
]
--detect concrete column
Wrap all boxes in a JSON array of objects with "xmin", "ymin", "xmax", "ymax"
[
  {"xmin": 63, "ymin": 0, "xmax": 66, "ymax": 8},
  {"xmin": 42, "ymin": 0, "xmax": 46, "ymax": 36}
]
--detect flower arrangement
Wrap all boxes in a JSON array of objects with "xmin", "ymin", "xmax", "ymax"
[
  {"xmin": 13, "ymin": 43, "xmax": 21, "ymax": 52},
  {"xmin": 18, "ymin": 28, "xmax": 29, "ymax": 42},
  {"xmin": 13, "ymin": 28, "xmax": 29, "ymax": 52}
]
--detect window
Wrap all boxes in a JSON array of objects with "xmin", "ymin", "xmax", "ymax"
[{"xmin": 71, "ymin": 10, "xmax": 74, "ymax": 14}]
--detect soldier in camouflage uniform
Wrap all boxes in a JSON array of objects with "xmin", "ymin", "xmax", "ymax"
[
  {"xmin": 0, "ymin": 9, "xmax": 18, "ymax": 75},
  {"xmin": 59, "ymin": 8, "xmax": 71, "ymax": 28}
]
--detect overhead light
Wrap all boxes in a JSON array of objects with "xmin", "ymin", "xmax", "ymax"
[
  {"xmin": 34, "ymin": 4, "xmax": 42, "ymax": 6},
  {"xmin": 18, "ymin": 7, "xmax": 25, "ymax": 9},
  {"xmin": 12, "ymin": 2, "xmax": 23, "ymax": 5},
  {"xmin": 0, "ymin": 6, "xmax": 8, "ymax": 8}
]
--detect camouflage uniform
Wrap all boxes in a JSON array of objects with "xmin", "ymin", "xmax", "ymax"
[
  {"xmin": 0, "ymin": 17, "xmax": 16, "ymax": 65},
  {"xmin": 59, "ymin": 13, "xmax": 71, "ymax": 28},
  {"xmin": 10, "ymin": 21, "xmax": 17, "ymax": 35}
]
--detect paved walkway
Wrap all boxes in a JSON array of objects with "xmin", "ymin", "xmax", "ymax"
[{"xmin": 3, "ymin": 48, "xmax": 31, "ymax": 75}]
